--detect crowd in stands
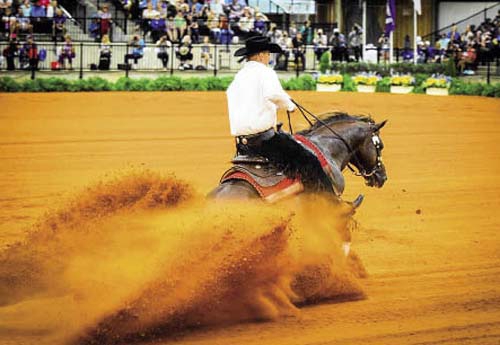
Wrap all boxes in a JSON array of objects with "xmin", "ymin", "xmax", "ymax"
[
  {"xmin": 1, "ymin": 1, "xmax": 499, "ymax": 73},
  {"xmin": 1, "ymin": 0, "xmax": 69, "ymax": 42},
  {"xmin": 397, "ymin": 10, "xmax": 500, "ymax": 75}
]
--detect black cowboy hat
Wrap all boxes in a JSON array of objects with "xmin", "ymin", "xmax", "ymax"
[{"xmin": 234, "ymin": 35, "xmax": 282, "ymax": 57}]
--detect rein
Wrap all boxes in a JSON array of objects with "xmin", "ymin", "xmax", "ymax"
[{"xmin": 288, "ymin": 100, "xmax": 381, "ymax": 178}]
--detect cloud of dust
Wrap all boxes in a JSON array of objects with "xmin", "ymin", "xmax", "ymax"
[{"xmin": 0, "ymin": 171, "xmax": 366, "ymax": 345}]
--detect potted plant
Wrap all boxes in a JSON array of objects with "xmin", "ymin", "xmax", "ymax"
[
  {"xmin": 353, "ymin": 73, "xmax": 380, "ymax": 93},
  {"xmin": 316, "ymin": 74, "xmax": 343, "ymax": 92},
  {"xmin": 423, "ymin": 75, "xmax": 451, "ymax": 96},
  {"xmin": 390, "ymin": 75, "xmax": 415, "ymax": 94}
]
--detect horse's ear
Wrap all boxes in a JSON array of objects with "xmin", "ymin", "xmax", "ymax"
[{"xmin": 375, "ymin": 120, "xmax": 388, "ymax": 131}]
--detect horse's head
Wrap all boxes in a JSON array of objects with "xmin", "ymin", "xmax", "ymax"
[{"xmin": 350, "ymin": 120, "xmax": 387, "ymax": 188}]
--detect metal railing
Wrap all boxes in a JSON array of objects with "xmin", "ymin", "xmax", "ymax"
[{"xmin": 1, "ymin": 41, "xmax": 498, "ymax": 82}]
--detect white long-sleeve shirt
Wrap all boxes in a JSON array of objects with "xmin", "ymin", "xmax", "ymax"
[{"xmin": 226, "ymin": 61, "xmax": 295, "ymax": 136}]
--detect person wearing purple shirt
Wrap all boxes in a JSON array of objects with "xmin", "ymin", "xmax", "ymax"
[
  {"xmin": 52, "ymin": 8, "xmax": 66, "ymax": 41},
  {"xmin": 151, "ymin": 14, "xmax": 166, "ymax": 42},
  {"xmin": 31, "ymin": 1, "xmax": 46, "ymax": 17}
]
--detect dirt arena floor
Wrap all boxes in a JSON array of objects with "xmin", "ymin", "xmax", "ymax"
[{"xmin": 0, "ymin": 91, "xmax": 499, "ymax": 345}]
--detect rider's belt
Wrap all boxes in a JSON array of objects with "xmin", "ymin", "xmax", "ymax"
[{"xmin": 235, "ymin": 128, "xmax": 275, "ymax": 147}]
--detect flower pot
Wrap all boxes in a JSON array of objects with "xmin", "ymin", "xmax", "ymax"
[
  {"xmin": 426, "ymin": 87, "xmax": 449, "ymax": 96},
  {"xmin": 316, "ymin": 83, "xmax": 342, "ymax": 92},
  {"xmin": 357, "ymin": 85, "xmax": 376, "ymax": 93},
  {"xmin": 390, "ymin": 85, "xmax": 414, "ymax": 94}
]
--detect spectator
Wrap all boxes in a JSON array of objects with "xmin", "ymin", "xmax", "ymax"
[
  {"xmin": 3, "ymin": 36, "xmax": 18, "ymax": 70},
  {"xmin": 275, "ymin": 31, "xmax": 290, "ymax": 70},
  {"xmin": 142, "ymin": 2, "xmax": 159, "ymax": 36},
  {"xmin": 237, "ymin": 7, "xmax": 253, "ymax": 37},
  {"xmin": 98, "ymin": 34, "xmax": 112, "ymax": 70},
  {"xmin": 2, "ymin": 7, "xmax": 16, "ymax": 38},
  {"xmin": 166, "ymin": 14, "xmax": 177, "ymax": 42},
  {"xmin": 176, "ymin": 34, "xmax": 192, "ymax": 70},
  {"xmin": 210, "ymin": 0, "xmax": 224, "ymax": 17},
  {"xmin": 348, "ymin": 24, "xmax": 362, "ymax": 62},
  {"xmin": 186, "ymin": 13, "xmax": 199, "ymax": 43},
  {"xmin": 58, "ymin": 34, "xmax": 75, "ymax": 70},
  {"xmin": 100, "ymin": 4, "xmax": 113, "ymax": 38},
  {"xmin": 457, "ymin": 43, "xmax": 476, "ymax": 74},
  {"xmin": 448, "ymin": 24, "xmax": 461, "ymax": 43},
  {"xmin": 228, "ymin": 0, "xmax": 243, "ymax": 21},
  {"xmin": 300, "ymin": 20, "xmax": 313, "ymax": 45},
  {"xmin": 208, "ymin": 10, "xmax": 220, "ymax": 42},
  {"xmin": 174, "ymin": 11, "xmax": 186, "ymax": 40},
  {"xmin": 156, "ymin": 34, "xmax": 171, "ymax": 70},
  {"xmin": 15, "ymin": 7, "xmax": 33, "ymax": 35},
  {"xmin": 24, "ymin": 35, "xmax": 39, "ymax": 70},
  {"xmin": 378, "ymin": 32, "xmax": 389, "ymax": 63},
  {"xmin": 125, "ymin": 34, "xmax": 145, "ymax": 66},
  {"xmin": 253, "ymin": 12, "xmax": 267, "ymax": 35},
  {"xmin": 31, "ymin": 1, "xmax": 47, "ymax": 17},
  {"xmin": 46, "ymin": 0, "xmax": 59, "ymax": 18},
  {"xmin": 20, "ymin": 0, "xmax": 31, "ymax": 17},
  {"xmin": 292, "ymin": 31, "xmax": 305, "ymax": 70},
  {"xmin": 151, "ymin": 13, "xmax": 166, "ymax": 42},
  {"xmin": 313, "ymin": 28, "xmax": 328, "ymax": 62},
  {"xmin": 52, "ymin": 8, "xmax": 66, "ymax": 42},
  {"xmin": 157, "ymin": 1, "xmax": 167, "ymax": 18},
  {"xmin": 0, "ymin": 0, "xmax": 12, "ymax": 16},
  {"xmin": 330, "ymin": 28, "xmax": 347, "ymax": 62},
  {"xmin": 219, "ymin": 14, "xmax": 233, "ymax": 45},
  {"xmin": 200, "ymin": 35, "xmax": 211, "ymax": 69},
  {"xmin": 31, "ymin": 0, "xmax": 48, "ymax": 33}
]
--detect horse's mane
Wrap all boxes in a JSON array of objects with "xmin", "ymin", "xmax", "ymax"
[{"xmin": 299, "ymin": 112, "xmax": 374, "ymax": 135}]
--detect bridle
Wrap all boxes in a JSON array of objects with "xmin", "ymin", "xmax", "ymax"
[
  {"xmin": 288, "ymin": 100, "xmax": 383, "ymax": 180},
  {"xmin": 346, "ymin": 132, "xmax": 383, "ymax": 178}
]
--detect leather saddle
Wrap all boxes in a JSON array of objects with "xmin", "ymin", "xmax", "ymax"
[{"xmin": 221, "ymin": 154, "xmax": 289, "ymax": 188}]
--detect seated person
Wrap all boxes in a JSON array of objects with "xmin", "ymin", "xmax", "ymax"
[
  {"xmin": 150, "ymin": 13, "xmax": 165, "ymax": 43},
  {"xmin": 156, "ymin": 34, "xmax": 171, "ymax": 70},
  {"xmin": 176, "ymin": 34, "xmax": 193, "ymax": 70},
  {"xmin": 31, "ymin": 0, "xmax": 49, "ymax": 32},
  {"xmin": 200, "ymin": 35, "xmax": 212, "ymax": 69},
  {"xmin": 58, "ymin": 34, "xmax": 75, "ymax": 69},
  {"xmin": 15, "ymin": 8, "xmax": 33, "ymax": 35},
  {"xmin": 292, "ymin": 32, "xmax": 305, "ymax": 70},
  {"xmin": 52, "ymin": 8, "xmax": 66, "ymax": 42},
  {"xmin": 457, "ymin": 44, "xmax": 477, "ymax": 74},
  {"xmin": 99, "ymin": 34, "xmax": 112, "ymax": 70},
  {"xmin": 125, "ymin": 34, "xmax": 145, "ymax": 66}
]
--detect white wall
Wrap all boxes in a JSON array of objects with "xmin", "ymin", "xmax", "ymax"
[{"xmin": 438, "ymin": 1, "xmax": 499, "ymax": 33}]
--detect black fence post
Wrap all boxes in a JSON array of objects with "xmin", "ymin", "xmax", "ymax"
[
  {"xmin": 395, "ymin": 47, "xmax": 399, "ymax": 62},
  {"xmin": 295, "ymin": 52, "xmax": 299, "ymax": 78},
  {"xmin": 79, "ymin": 42, "xmax": 84, "ymax": 79},
  {"xmin": 377, "ymin": 47, "xmax": 381, "ymax": 64},
  {"xmin": 31, "ymin": 62, "xmax": 36, "ymax": 80},
  {"xmin": 126, "ymin": 43, "xmax": 130, "ymax": 78},
  {"xmin": 170, "ymin": 44, "xmax": 174, "ymax": 76},
  {"xmin": 487, "ymin": 58, "xmax": 491, "ymax": 85},
  {"xmin": 214, "ymin": 43, "xmax": 218, "ymax": 77}
]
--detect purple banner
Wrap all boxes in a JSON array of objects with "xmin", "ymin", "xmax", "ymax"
[{"xmin": 385, "ymin": 0, "xmax": 396, "ymax": 35}]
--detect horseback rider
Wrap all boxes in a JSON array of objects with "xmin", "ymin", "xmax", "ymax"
[{"xmin": 226, "ymin": 35, "xmax": 339, "ymax": 196}]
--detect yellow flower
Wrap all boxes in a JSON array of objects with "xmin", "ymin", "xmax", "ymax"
[{"xmin": 318, "ymin": 75, "xmax": 343, "ymax": 84}]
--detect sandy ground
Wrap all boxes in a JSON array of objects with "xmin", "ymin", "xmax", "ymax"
[{"xmin": 0, "ymin": 91, "xmax": 499, "ymax": 344}]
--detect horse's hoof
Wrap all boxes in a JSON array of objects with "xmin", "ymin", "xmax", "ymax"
[{"xmin": 352, "ymin": 194, "xmax": 364, "ymax": 209}]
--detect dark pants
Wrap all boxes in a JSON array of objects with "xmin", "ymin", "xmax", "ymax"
[
  {"xmin": 236, "ymin": 131, "xmax": 333, "ymax": 192},
  {"xmin": 157, "ymin": 52, "xmax": 169, "ymax": 67}
]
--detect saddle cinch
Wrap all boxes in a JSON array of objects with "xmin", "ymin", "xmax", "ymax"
[{"xmin": 220, "ymin": 154, "xmax": 304, "ymax": 203}]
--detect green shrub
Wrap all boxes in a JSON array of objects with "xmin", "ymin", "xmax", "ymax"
[
  {"xmin": 319, "ymin": 51, "xmax": 331, "ymax": 74},
  {"xmin": 341, "ymin": 74, "xmax": 356, "ymax": 92},
  {"xmin": 376, "ymin": 76, "xmax": 391, "ymax": 92}
]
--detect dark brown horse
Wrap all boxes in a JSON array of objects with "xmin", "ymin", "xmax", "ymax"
[{"xmin": 209, "ymin": 113, "xmax": 388, "ymax": 201}]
